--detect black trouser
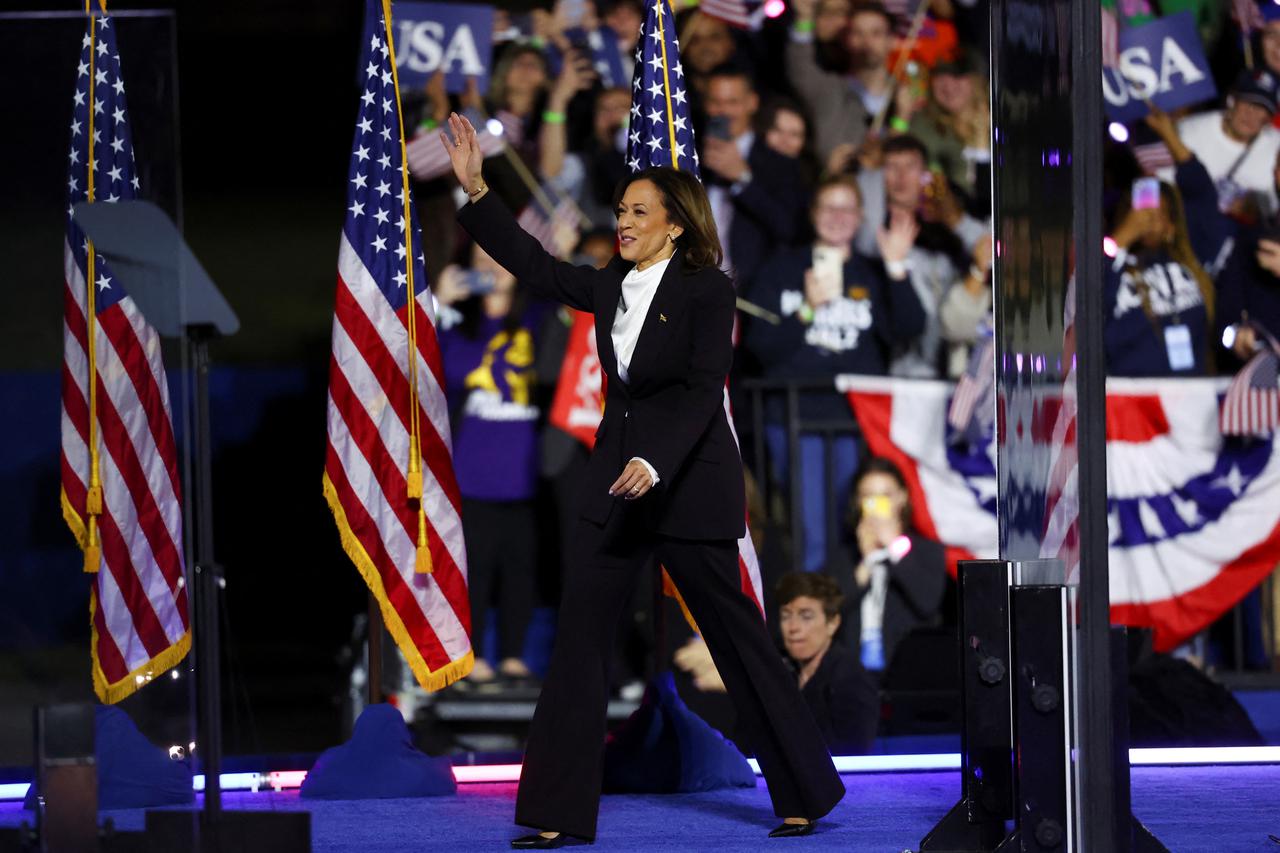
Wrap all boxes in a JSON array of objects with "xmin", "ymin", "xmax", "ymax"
[
  {"xmin": 462, "ymin": 498, "xmax": 536, "ymax": 662},
  {"xmin": 514, "ymin": 511, "xmax": 846, "ymax": 841}
]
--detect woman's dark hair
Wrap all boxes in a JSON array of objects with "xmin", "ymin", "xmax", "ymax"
[
  {"xmin": 613, "ymin": 167, "xmax": 724, "ymax": 272},
  {"xmin": 489, "ymin": 44, "xmax": 549, "ymax": 111},
  {"xmin": 775, "ymin": 572, "xmax": 844, "ymax": 620},
  {"xmin": 849, "ymin": 456, "xmax": 914, "ymax": 530}
]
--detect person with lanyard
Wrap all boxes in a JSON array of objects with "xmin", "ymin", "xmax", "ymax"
[
  {"xmin": 824, "ymin": 457, "xmax": 946, "ymax": 677},
  {"xmin": 1166, "ymin": 70, "xmax": 1280, "ymax": 222},
  {"xmin": 1104, "ymin": 174, "xmax": 1218, "ymax": 377}
]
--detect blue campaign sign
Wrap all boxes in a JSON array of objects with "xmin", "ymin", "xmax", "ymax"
[
  {"xmin": 547, "ymin": 27, "xmax": 628, "ymax": 88},
  {"xmin": 385, "ymin": 2, "xmax": 494, "ymax": 94},
  {"xmin": 1103, "ymin": 11, "xmax": 1217, "ymax": 123}
]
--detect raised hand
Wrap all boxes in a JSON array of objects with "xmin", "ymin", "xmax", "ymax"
[
  {"xmin": 876, "ymin": 209, "xmax": 919, "ymax": 265},
  {"xmin": 439, "ymin": 112, "xmax": 485, "ymax": 196}
]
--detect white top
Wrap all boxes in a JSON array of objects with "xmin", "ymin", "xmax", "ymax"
[
  {"xmin": 1170, "ymin": 111, "xmax": 1280, "ymax": 216},
  {"xmin": 611, "ymin": 256, "xmax": 672, "ymax": 485},
  {"xmin": 612, "ymin": 256, "xmax": 671, "ymax": 385}
]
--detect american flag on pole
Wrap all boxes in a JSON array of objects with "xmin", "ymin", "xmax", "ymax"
[
  {"xmin": 628, "ymin": 0, "xmax": 700, "ymax": 176},
  {"xmin": 630, "ymin": 0, "xmax": 765, "ymax": 614},
  {"xmin": 323, "ymin": 0, "xmax": 471, "ymax": 691},
  {"xmin": 60, "ymin": 11, "xmax": 190, "ymax": 703},
  {"xmin": 1221, "ymin": 344, "xmax": 1280, "ymax": 436}
]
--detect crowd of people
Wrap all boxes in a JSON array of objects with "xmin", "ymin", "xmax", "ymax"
[{"xmin": 405, "ymin": 0, "xmax": 1280, "ymax": 748}]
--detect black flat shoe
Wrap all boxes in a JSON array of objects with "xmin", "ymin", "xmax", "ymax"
[
  {"xmin": 510, "ymin": 832, "xmax": 564, "ymax": 849},
  {"xmin": 769, "ymin": 821, "xmax": 817, "ymax": 838}
]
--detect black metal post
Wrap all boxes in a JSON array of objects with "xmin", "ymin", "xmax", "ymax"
[
  {"xmin": 189, "ymin": 325, "xmax": 223, "ymax": 820},
  {"xmin": 1069, "ymin": 1, "xmax": 1120, "ymax": 848}
]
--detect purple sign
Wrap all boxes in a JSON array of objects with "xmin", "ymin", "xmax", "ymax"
[
  {"xmin": 1103, "ymin": 12, "xmax": 1217, "ymax": 123},
  {"xmin": 384, "ymin": 2, "xmax": 494, "ymax": 94}
]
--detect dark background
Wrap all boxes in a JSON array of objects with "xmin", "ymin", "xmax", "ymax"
[{"xmin": 0, "ymin": 0, "xmax": 537, "ymax": 764}]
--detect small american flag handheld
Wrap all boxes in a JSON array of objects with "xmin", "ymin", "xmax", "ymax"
[{"xmin": 1221, "ymin": 322, "xmax": 1280, "ymax": 437}]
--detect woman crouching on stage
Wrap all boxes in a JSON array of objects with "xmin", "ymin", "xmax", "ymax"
[{"xmin": 440, "ymin": 113, "xmax": 845, "ymax": 848}]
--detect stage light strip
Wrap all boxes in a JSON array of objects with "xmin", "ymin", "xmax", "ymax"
[
  {"xmin": 452, "ymin": 764, "xmax": 524, "ymax": 783},
  {"xmin": 1128, "ymin": 746, "xmax": 1280, "ymax": 765},
  {"xmin": 3, "ymin": 747, "xmax": 1279, "ymax": 802}
]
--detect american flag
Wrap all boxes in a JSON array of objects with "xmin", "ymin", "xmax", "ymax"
[
  {"xmin": 1101, "ymin": 8, "xmax": 1120, "ymax": 68},
  {"xmin": 1132, "ymin": 141, "xmax": 1175, "ymax": 175},
  {"xmin": 630, "ymin": 0, "xmax": 765, "ymax": 614},
  {"xmin": 1221, "ymin": 341, "xmax": 1280, "ymax": 436},
  {"xmin": 947, "ymin": 333, "xmax": 995, "ymax": 441},
  {"xmin": 628, "ymin": 0, "xmax": 699, "ymax": 176},
  {"xmin": 698, "ymin": 0, "xmax": 767, "ymax": 31},
  {"xmin": 516, "ymin": 187, "xmax": 582, "ymax": 259},
  {"xmin": 323, "ymin": 0, "xmax": 471, "ymax": 691},
  {"xmin": 60, "ymin": 13, "xmax": 190, "ymax": 704},
  {"xmin": 405, "ymin": 109, "xmax": 521, "ymax": 182},
  {"xmin": 1233, "ymin": 0, "xmax": 1266, "ymax": 33}
]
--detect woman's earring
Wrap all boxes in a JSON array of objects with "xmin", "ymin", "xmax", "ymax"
[{"xmin": 668, "ymin": 233, "xmax": 676, "ymax": 243}]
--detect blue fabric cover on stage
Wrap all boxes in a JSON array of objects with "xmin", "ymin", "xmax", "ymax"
[
  {"xmin": 602, "ymin": 672, "xmax": 755, "ymax": 794},
  {"xmin": 300, "ymin": 704, "xmax": 455, "ymax": 799},
  {"xmin": 23, "ymin": 706, "xmax": 193, "ymax": 811}
]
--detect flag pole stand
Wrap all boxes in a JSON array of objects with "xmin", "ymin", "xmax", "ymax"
[{"xmin": 71, "ymin": 200, "xmax": 310, "ymax": 853}]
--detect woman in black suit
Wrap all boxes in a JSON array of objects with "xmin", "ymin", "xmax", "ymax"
[{"xmin": 440, "ymin": 114, "xmax": 844, "ymax": 848}]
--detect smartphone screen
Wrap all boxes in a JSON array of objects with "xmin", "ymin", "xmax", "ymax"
[
  {"xmin": 862, "ymin": 495, "xmax": 893, "ymax": 519},
  {"xmin": 706, "ymin": 114, "xmax": 732, "ymax": 140},
  {"xmin": 1132, "ymin": 177, "xmax": 1161, "ymax": 211},
  {"xmin": 811, "ymin": 247, "xmax": 843, "ymax": 302}
]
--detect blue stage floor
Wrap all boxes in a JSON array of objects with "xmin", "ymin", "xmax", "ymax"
[{"xmin": 3, "ymin": 766, "xmax": 1278, "ymax": 851}]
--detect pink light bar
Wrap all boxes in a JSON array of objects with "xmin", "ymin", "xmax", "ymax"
[{"xmin": 452, "ymin": 764, "xmax": 523, "ymax": 783}]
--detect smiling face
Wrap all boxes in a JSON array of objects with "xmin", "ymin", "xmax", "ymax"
[
  {"xmin": 812, "ymin": 183, "xmax": 862, "ymax": 248},
  {"xmin": 780, "ymin": 595, "xmax": 839, "ymax": 664},
  {"xmin": 1226, "ymin": 98, "xmax": 1273, "ymax": 142},
  {"xmin": 616, "ymin": 179, "xmax": 682, "ymax": 266}
]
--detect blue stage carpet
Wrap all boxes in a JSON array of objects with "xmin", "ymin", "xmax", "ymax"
[{"xmin": 2, "ymin": 767, "xmax": 1277, "ymax": 850}]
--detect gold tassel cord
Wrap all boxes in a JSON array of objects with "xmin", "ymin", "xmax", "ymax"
[
  {"xmin": 381, "ymin": 0, "xmax": 432, "ymax": 574},
  {"xmin": 81, "ymin": 0, "xmax": 105, "ymax": 574}
]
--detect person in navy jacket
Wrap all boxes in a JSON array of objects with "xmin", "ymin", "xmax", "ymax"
[
  {"xmin": 1104, "ymin": 179, "xmax": 1221, "ymax": 376},
  {"xmin": 440, "ymin": 114, "xmax": 844, "ymax": 848},
  {"xmin": 745, "ymin": 174, "xmax": 925, "ymax": 572}
]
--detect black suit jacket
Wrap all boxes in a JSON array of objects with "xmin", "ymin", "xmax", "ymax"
[
  {"xmin": 795, "ymin": 642, "xmax": 879, "ymax": 755},
  {"xmin": 827, "ymin": 532, "xmax": 947, "ymax": 669},
  {"xmin": 707, "ymin": 141, "xmax": 804, "ymax": 289},
  {"xmin": 458, "ymin": 192, "xmax": 747, "ymax": 541}
]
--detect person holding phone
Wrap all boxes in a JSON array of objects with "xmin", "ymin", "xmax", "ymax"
[
  {"xmin": 440, "ymin": 114, "xmax": 845, "ymax": 848},
  {"xmin": 700, "ymin": 65, "xmax": 806, "ymax": 288},
  {"xmin": 745, "ymin": 174, "xmax": 925, "ymax": 573},
  {"xmin": 824, "ymin": 457, "xmax": 946, "ymax": 677},
  {"xmin": 1104, "ymin": 173, "xmax": 1220, "ymax": 377}
]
